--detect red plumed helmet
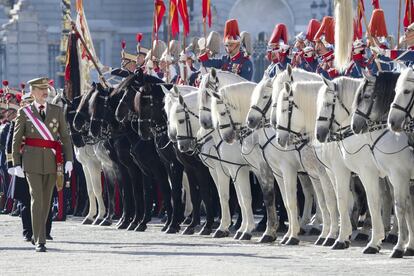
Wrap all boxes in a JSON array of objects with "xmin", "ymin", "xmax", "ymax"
[
  {"xmin": 5, "ymin": 93, "xmax": 12, "ymax": 101},
  {"xmin": 0, "ymin": 88, "xmax": 3, "ymax": 94},
  {"xmin": 269, "ymin": 24, "xmax": 289, "ymax": 46},
  {"xmin": 15, "ymin": 92, "xmax": 22, "ymax": 103},
  {"xmin": 2, "ymin": 80, "xmax": 8, "ymax": 86},
  {"xmin": 136, "ymin": 33, "xmax": 143, "ymax": 43},
  {"xmin": 369, "ymin": 9, "xmax": 388, "ymax": 38},
  {"xmin": 121, "ymin": 40, "xmax": 126, "ymax": 50},
  {"xmin": 223, "ymin": 19, "xmax": 241, "ymax": 43},
  {"xmin": 20, "ymin": 83, "xmax": 26, "ymax": 90},
  {"xmin": 313, "ymin": 16, "xmax": 335, "ymax": 45},
  {"xmin": 306, "ymin": 19, "xmax": 321, "ymax": 41}
]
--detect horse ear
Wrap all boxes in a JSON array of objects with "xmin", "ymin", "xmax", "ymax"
[
  {"xmin": 361, "ymin": 69, "xmax": 375, "ymax": 82},
  {"xmin": 210, "ymin": 68, "xmax": 217, "ymax": 79},
  {"xmin": 160, "ymin": 85, "xmax": 171, "ymax": 96},
  {"xmin": 287, "ymin": 64, "xmax": 293, "ymax": 78},
  {"xmin": 322, "ymin": 76, "xmax": 335, "ymax": 91},
  {"xmin": 172, "ymin": 85, "xmax": 180, "ymax": 97},
  {"xmin": 275, "ymin": 66, "xmax": 281, "ymax": 76}
]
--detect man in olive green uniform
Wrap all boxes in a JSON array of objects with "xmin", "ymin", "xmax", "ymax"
[{"xmin": 10, "ymin": 77, "xmax": 73, "ymax": 252}]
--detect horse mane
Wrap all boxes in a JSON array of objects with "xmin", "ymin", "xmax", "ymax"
[
  {"xmin": 211, "ymin": 82, "xmax": 256, "ymax": 127},
  {"xmin": 197, "ymin": 70, "xmax": 248, "ymax": 111},
  {"xmin": 292, "ymin": 81, "xmax": 324, "ymax": 134},
  {"xmin": 110, "ymin": 74, "xmax": 135, "ymax": 97},
  {"xmin": 250, "ymin": 76, "xmax": 273, "ymax": 107},
  {"xmin": 335, "ymin": 77, "xmax": 364, "ymax": 110},
  {"xmin": 272, "ymin": 68, "xmax": 321, "ymax": 104},
  {"xmin": 76, "ymin": 84, "xmax": 96, "ymax": 113},
  {"xmin": 373, "ymin": 71, "xmax": 401, "ymax": 116}
]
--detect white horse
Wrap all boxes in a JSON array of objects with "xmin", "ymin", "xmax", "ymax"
[
  {"xmin": 52, "ymin": 92, "xmax": 106, "ymax": 226},
  {"xmin": 166, "ymin": 89, "xmax": 234, "ymax": 238},
  {"xmin": 274, "ymin": 81, "xmax": 340, "ymax": 247},
  {"xmin": 210, "ymin": 80, "xmax": 280, "ymax": 243},
  {"xmin": 315, "ymin": 75, "xmax": 393, "ymax": 255},
  {"xmin": 247, "ymin": 68, "xmax": 322, "ymax": 233},
  {"xmin": 249, "ymin": 66, "xmax": 326, "ymax": 245},
  {"xmin": 388, "ymin": 67, "xmax": 414, "ymax": 132},
  {"xmin": 352, "ymin": 71, "xmax": 414, "ymax": 258},
  {"xmin": 198, "ymin": 70, "xmax": 257, "ymax": 240}
]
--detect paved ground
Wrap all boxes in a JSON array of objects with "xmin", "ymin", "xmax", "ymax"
[{"xmin": 0, "ymin": 215, "xmax": 413, "ymax": 275}]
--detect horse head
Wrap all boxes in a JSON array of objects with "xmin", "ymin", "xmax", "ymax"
[
  {"xmin": 388, "ymin": 67, "xmax": 414, "ymax": 132},
  {"xmin": 352, "ymin": 71, "xmax": 399, "ymax": 134},
  {"xmin": 246, "ymin": 75, "xmax": 274, "ymax": 129},
  {"xmin": 198, "ymin": 70, "xmax": 219, "ymax": 130},
  {"xmin": 89, "ymin": 83, "xmax": 112, "ymax": 138}
]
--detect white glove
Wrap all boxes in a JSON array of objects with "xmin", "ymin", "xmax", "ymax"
[
  {"xmin": 65, "ymin": 161, "xmax": 73, "ymax": 177},
  {"xmin": 8, "ymin": 166, "xmax": 25, "ymax": 178}
]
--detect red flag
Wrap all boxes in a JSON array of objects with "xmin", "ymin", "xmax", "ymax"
[
  {"xmin": 404, "ymin": 0, "xmax": 414, "ymax": 28},
  {"xmin": 170, "ymin": 0, "xmax": 180, "ymax": 38},
  {"xmin": 154, "ymin": 0, "xmax": 166, "ymax": 33},
  {"xmin": 177, "ymin": 0, "xmax": 190, "ymax": 36},
  {"xmin": 372, "ymin": 0, "xmax": 380, "ymax": 9},
  {"xmin": 202, "ymin": 0, "xmax": 212, "ymax": 28}
]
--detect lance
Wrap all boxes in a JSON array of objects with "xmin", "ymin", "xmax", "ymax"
[
  {"xmin": 398, "ymin": 0, "xmax": 402, "ymax": 48},
  {"xmin": 166, "ymin": 0, "xmax": 171, "ymax": 83},
  {"xmin": 152, "ymin": 3, "xmax": 156, "ymax": 60}
]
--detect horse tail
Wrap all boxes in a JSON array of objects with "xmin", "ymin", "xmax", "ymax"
[{"xmin": 334, "ymin": 0, "xmax": 354, "ymax": 72}]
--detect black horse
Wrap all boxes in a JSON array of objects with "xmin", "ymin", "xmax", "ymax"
[
  {"xmin": 90, "ymin": 77, "xmax": 174, "ymax": 232},
  {"xmin": 125, "ymin": 69, "xmax": 220, "ymax": 235}
]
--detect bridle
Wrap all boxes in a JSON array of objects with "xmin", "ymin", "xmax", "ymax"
[
  {"xmin": 175, "ymin": 95, "xmax": 199, "ymax": 143},
  {"xmin": 212, "ymin": 92, "xmax": 243, "ymax": 139},
  {"xmin": 275, "ymin": 86, "xmax": 303, "ymax": 139},
  {"xmin": 390, "ymin": 77, "xmax": 414, "ymax": 121},
  {"xmin": 250, "ymin": 82, "xmax": 273, "ymax": 127},
  {"xmin": 316, "ymin": 82, "xmax": 351, "ymax": 140},
  {"xmin": 198, "ymin": 75, "xmax": 219, "ymax": 117},
  {"xmin": 354, "ymin": 79, "xmax": 377, "ymax": 122}
]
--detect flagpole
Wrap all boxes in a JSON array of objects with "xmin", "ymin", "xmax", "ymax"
[
  {"xmin": 410, "ymin": 0, "xmax": 413, "ymax": 26},
  {"xmin": 166, "ymin": 0, "xmax": 172, "ymax": 83},
  {"xmin": 182, "ymin": 28, "xmax": 187, "ymax": 85},
  {"xmin": 69, "ymin": 20, "xmax": 109, "ymax": 88},
  {"xmin": 152, "ymin": 3, "xmax": 156, "ymax": 60},
  {"xmin": 398, "ymin": 0, "xmax": 402, "ymax": 48}
]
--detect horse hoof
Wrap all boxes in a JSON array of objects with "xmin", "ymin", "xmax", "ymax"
[
  {"xmin": 239, "ymin": 233, "xmax": 252, "ymax": 241},
  {"xmin": 390, "ymin": 249, "xmax": 404, "ymax": 258},
  {"xmin": 115, "ymin": 217, "xmax": 125, "ymax": 227},
  {"xmin": 134, "ymin": 223, "xmax": 147, "ymax": 232},
  {"xmin": 82, "ymin": 218, "xmax": 93, "ymax": 225},
  {"xmin": 92, "ymin": 218, "xmax": 103, "ymax": 225},
  {"xmin": 332, "ymin": 241, "xmax": 347, "ymax": 250},
  {"xmin": 182, "ymin": 226, "xmax": 195, "ymax": 235},
  {"xmin": 404, "ymin": 248, "xmax": 414, "ymax": 256},
  {"xmin": 314, "ymin": 237, "xmax": 325, "ymax": 246},
  {"xmin": 213, "ymin": 230, "xmax": 229, "ymax": 238},
  {"xmin": 199, "ymin": 227, "xmax": 212, "ymax": 236},
  {"xmin": 354, "ymin": 233, "xmax": 369, "ymax": 241},
  {"xmin": 323, "ymin": 238, "xmax": 336, "ymax": 247},
  {"xmin": 280, "ymin": 236, "xmax": 289, "ymax": 245},
  {"xmin": 384, "ymin": 234, "xmax": 398, "ymax": 244},
  {"xmin": 363, "ymin": 246, "xmax": 379, "ymax": 254},
  {"xmin": 285, "ymin": 237, "xmax": 300, "ymax": 245},
  {"xmin": 308, "ymin": 227, "xmax": 321, "ymax": 236},
  {"xmin": 117, "ymin": 221, "xmax": 130, "ymax": 230},
  {"xmin": 254, "ymin": 223, "xmax": 267, "ymax": 232},
  {"xmin": 234, "ymin": 231, "xmax": 243, "ymax": 240},
  {"xmin": 299, "ymin": 228, "xmax": 306, "ymax": 235},
  {"xmin": 259, "ymin": 235, "xmax": 276, "ymax": 243},
  {"xmin": 127, "ymin": 222, "xmax": 138, "ymax": 231},
  {"xmin": 165, "ymin": 226, "xmax": 180, "ymax": 234},
  {"xmin": 345, "ymin": 241, "xmax": 350, "ymax": 249}
]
